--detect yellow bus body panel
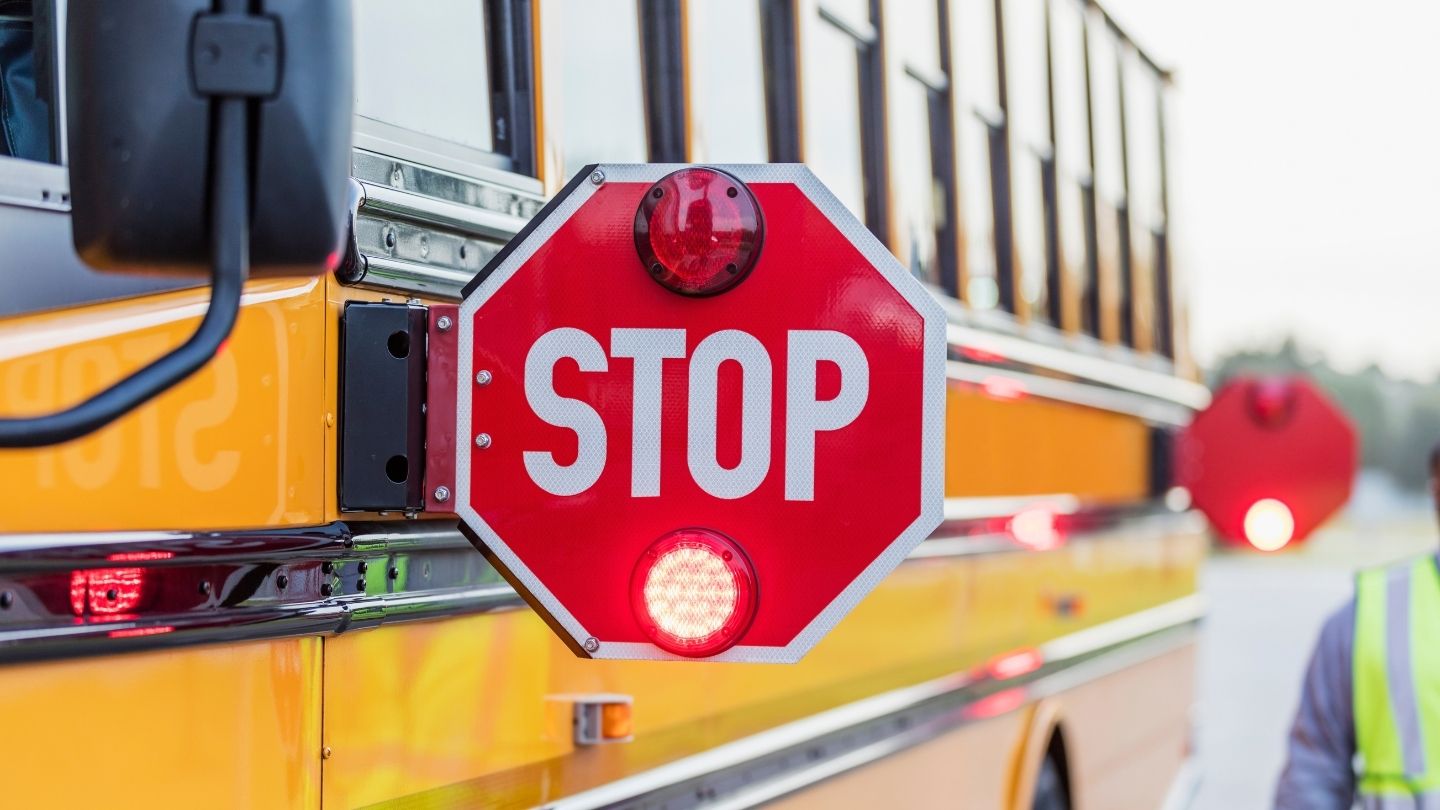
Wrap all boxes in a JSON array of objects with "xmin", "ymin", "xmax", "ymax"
[
  {"xmin": 0, "ymin": 279, "xmax": 329, "ymax": 532},
  {"xmin": 0, "ymin": 638, "xmax": 323, "ymax": 809}
]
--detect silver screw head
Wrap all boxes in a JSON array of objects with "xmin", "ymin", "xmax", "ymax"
[
  {"xmin": 475, "ymin": 433, "xmax": 492, "ymax": 449},
  {"xmin": 433, "ymin": 485, "xmax": 450, "ymax": 502},
  {"xmin": 436, "ymin": 315, "xmax": 453, "ymax": 332},
  {"xmin": 475, "ymin": 369, "xmax": 493, "ymax": 386},
  {"xmin": 583, "ymin": 637, "xmax": 600, "ymax": 653},
  {"xmin": 589, "ymin": 169, "xmax": 606, "ymax": 186}
]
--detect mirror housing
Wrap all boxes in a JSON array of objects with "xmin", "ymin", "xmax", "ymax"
[{"xmin": 66, "ymin": 0, "xmax": 353, "ymax": 276}]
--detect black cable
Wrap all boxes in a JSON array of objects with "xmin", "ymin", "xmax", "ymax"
[{"xmin": 0, "ymin": 95, "xmax": 250, "ymax": 448}]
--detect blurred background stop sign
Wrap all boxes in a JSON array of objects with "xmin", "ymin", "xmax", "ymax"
[{"xmin": 1178, "ymin": 376, "xmax": 1358, "ymax": 550}]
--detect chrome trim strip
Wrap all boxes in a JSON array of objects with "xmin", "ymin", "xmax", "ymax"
[
  {"xmin": 347, "ymin": 254, "xmax": 473, "ymax": 300},
  {"xmin": 360, "ymin": 181, "xmax": 530, "ymax": 242},
  {"xmin": 0, "ymin": 503, "xmax": 1205, "ymax": 664},
  {"xmin": 946, "ymin": 321, "xmax": 1210, "ymax": 410},
  {"xmin": 0, "ymin": 157, "xmax": 69, "ymax": 212},
  {"xmin": 948, "ymin": 359, "xmax": 1194, "ymax": 425},
  {"xmin": 541, "ymin": 595, "xmax": 1204, "ymax": 810}
]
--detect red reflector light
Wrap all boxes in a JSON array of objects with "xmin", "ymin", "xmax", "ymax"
[
  {"xmin": 634, "ymin": 167, "xmax": 764, "ymax": 297},
  {"xmin": 1244, "ymin": 498, "xmax": 1295, "ymax": 551},
  {"xmin": 988, "ymin": 647, "xmax": 1044, "ymax": 680},
  {"xmin": 70, "ymin": 567, "xmax": 145, "ymax": 616},
  {"xmin": 630, "ymin": 528, "xmax": 758, "ymax": 657},
  {"xmin": 980, "ymin": 375, "xmax": 1027, "ymax": 401}
]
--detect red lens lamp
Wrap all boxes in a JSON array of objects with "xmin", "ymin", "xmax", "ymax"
[
  {"xmin": 634, "ymin": 167, "xmax": 765, "ymax": 297},
  {"xmin": 630, "ymin": 528, "xmax": 758, "ymax": 657}
]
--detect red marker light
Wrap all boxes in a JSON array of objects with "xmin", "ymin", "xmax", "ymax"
[
  {"xmin": 634, "ymin": 167, "xmax": 764, "ymax": 296},
  {"xmin": 1247, "ymin": 378, "xmax": 1297, "ymax": 428},
  {"xmin": 1244, "ymin": 498, "xmax": 1295, "ymax": 551},
  {"xmin": 980, "ymin": 375, "xmax": 1027, "ymax": 401},
  {"xmin": 630, "ymin": 528, "xmax": 758, "ymax": 657}
]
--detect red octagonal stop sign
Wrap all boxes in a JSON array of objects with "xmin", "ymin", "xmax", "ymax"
[
  {"xmin": 454, "ymin": 164, "xmax": 945, "ymax": 662},
  {"xmin": 1178, "ymin": 376, "xmax": 1357, "ymax": 550}
]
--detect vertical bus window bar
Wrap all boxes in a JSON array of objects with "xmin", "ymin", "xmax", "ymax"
[
  {"xmin": 931, "ymin": 0, "xmax": 962, "ymax": 300},
  {"xmin": 1121, "ymin": 48, "xmax": 1166, "ymax": 357},
  {"xmin": 1047, "ymin": 0, "xmax": 1093, "ymax": 336},
  {"xmin": 1001, "ymin": 0, "xmax": 1052, "ymax": 324},
  {"xmin": 485, "ymin": 0, "xmax": 537, "ymax": 176},
  {"xmin": 1041, "ymin": 0, "xmax": 1063, "ymax": 327},
  {"xmin": 684, "ymin": 0, "xmax": 771, "ymax": 163},
  {"xmin": 884, "ymin": 0, "xmax": 956, "ymax": 294},
  {"xmin": 802, "ymin": 0, "xmax": 889, "ymax": 241},
  {"xmin": 1084, "ymin": 11, "xmax": 1124, "ymax": 345},
  {"xmin": 1078, "ymin": 3, "xmax": 1101, "ymax": 336},
  {"xmin": 989, "ymin": 0, "xmax": 1017, "ymax": 314},
  {"xmin": 949, "ymin": 0, "xmax": 1003, "ymax": 312},
  {"xmin": 1113, "ymin": 25, "xmax": 1135, "ymax": 347},
  {"xmin": 640, "ymin": 0, "xmax": 687, "ymax": 162},
  {"xmin": 1154, "ymin": 76, "xmax": 1175, "ymax": 358},
  {"xmin": 760, "ymin": 0, "xmax": 802, "ymax": 162}
]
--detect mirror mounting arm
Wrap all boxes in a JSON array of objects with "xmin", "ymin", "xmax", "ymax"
[{"xmin": 0, "ymin": 6, "xmax": 266, "ymax": 449}]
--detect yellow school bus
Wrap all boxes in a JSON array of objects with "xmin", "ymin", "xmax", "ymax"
[{"xmin": 0, "ymin": 0, "xmax": 1208, "ymax": 807}]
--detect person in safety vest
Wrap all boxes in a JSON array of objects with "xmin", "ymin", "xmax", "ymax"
[{"xmin": 1275, "ymin": 444, "xmax": 1440, "ymax": 809}]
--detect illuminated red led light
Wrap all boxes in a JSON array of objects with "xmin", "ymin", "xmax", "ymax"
[
  {"xmin": 1008, "ymin": 507, "xmax": 1063, "ymax": 551},
  {"xmin": 1244, "ymin": 498, "xmax": 1295, "ymax": 552},
  {"xmin": 987, "ymin": 647, "xmax": 1044, "ymax": 680},
  {"xmin": 69, "ymin": 567, "xmax": 146, "ymax": 616},
  {"xmin": 630, "ymin": 528, "xmax": 758, "ymax": 657},
  {"xmin": 634, "ymin": 167, "xmax": 765, "ymax": 296},
  {"xmin": 980, "ymin": 375, "xmax": 1027, "ymax": 401}
]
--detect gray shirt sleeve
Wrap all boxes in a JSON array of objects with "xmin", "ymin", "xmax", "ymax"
[{"xmin": 1274, "ymin": 599, "xmax": 1357, "ymax": 810}]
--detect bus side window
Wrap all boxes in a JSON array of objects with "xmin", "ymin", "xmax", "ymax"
[
  {"xmin": 884, "ymin": 0, "xmax": 955, "ymax": 294},
  {"xmin": 950, "ymin": 0, "xmax": 1002, "ymax": 311},
  {"xmin": 1123, "ymin": 50, "xmax": 1166, "ymax": 355},
  {"xmin": 686, "ymin": 0, "xmax": 769, "ymax": 163},
  {"xmin": 1003, "ymin": 0, "xmax": 1051, "ymax": 324},
  {"xmin": 1049, "ymin": 0, "xmax": 1094, "ymax": 336},
  {"xmin": 0, "ymin": 0, "xmax": 54, "ymax": 163},
  {"xmin": 541, "ymin": 0, "xmax": 649, "ymax": 184},
  {"xmin": 802, "ymin": 0, "xmax": 886, "ymax": 237}
]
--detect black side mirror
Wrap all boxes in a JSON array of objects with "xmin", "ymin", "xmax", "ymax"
[{"xmin": 0, "ymin": 0, "xmax": 352, "ymax": 448}]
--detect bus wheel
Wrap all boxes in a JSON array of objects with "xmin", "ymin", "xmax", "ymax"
[{"xmin": 1032, "ymin": 753, "xmax": 1070, "ymax": 810}]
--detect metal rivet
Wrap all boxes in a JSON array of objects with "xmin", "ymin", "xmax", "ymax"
[
  {"xmin": 321, "ymin": 582, "xmax": 334, "ymax": 597},
  {"xmin": 322, "ymin": 562, "xmax": 333, "ymax": 574},
  {"xmin": 0, "ymin": 591, "xmax": 13, "ymax": 610},
  {"xmin": 475, "ymin": 370, "xmax": 493, "ymax": 386},
  {"xmin": 459, "ymin": 244, "xmax": 469, "ymax": 260},
  {"xmin": 422, "ymin": 562, "xmax": 431, "ymax": 579},
  {"xmin": 589, "ymin": 169, "xmax": 606, "ymax": 186},
  {"xmin": 434, "ymin": 485, "xmax": 451, "ymax": 502},
  {"xmin": 357, "ymin": 561, "xmax": 368, "ymax": 574},
  {"xmin": 475, "ymin": 433, "xmax": 492, "ymax": 449},
  {"xmin": 356, "ymin": 578, "xmax": 367, "ymax": 591},
  {"xmin": 106, "ymin": 588, "xmax": 118, "ymax": 601},
  {"xmin": 383, "ymin": 228, "xmax": 396, "ymax": 250},
  {"xmin": 583, "ymin": 637, "xmax": 600, "ymax": 653},
  {"xmin": 388, "ymin": 566, "xmax": 400, "ymax": 580},
  {"xmin": 390, "ymin": 165, "xmax": 404, "ymax": 186},
  {"xmin": 418, "ymin": 233, "xmax": 430, "ymax": 258},
  {"xmin": 198, "ymin": 580, "xmax": 212, "ymax": 596},
  {"xmin": 322, "ymin": 746, "xmax": 333, "ymax": 760},
  {"xmin": 276, "ymin": 573, "xmax": 288, "ymax": 590},
  {"xmin": 436, "ymin": 316, "xmax": 453, "ymax": 332}
]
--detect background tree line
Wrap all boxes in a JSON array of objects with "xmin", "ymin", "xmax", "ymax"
[{"xmin": 1210, "ymin": 338, "xmax": 1440, "ymax": 491}]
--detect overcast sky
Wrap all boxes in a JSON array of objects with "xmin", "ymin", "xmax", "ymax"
[{"xmin": 1102, "ymin": 0, "xmax": 1440, "ymax": 379}]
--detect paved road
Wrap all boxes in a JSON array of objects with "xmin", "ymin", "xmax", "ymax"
[{"xmin": 1192, "ymin": 513, "xmax": 1436, "ymax": 809}]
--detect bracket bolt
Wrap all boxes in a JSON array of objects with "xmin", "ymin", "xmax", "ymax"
[
  {"xmin": 322, "ymin": 746, "xmax": 333, "ymax": 760},
  {"xmin": 436, "ymin": 315, "xmax": 453, "ymax": 332},
  {"xmin": 583, "ymin": 637, "xmax": 600, "ymax": 653},
  {"xmin": 476, "ymin": 370, "xmax": 493, "ymax": 386},
  {"xmin": 475, "ymin": 433, "xmax": 492, "ymax": 449},
  {"xmin": 589, "ymin": 169, "xmax": 606, "ymax": 186},
  {"xmin": 433, "ymin": 485, "xmax": 451, "ymax": 502}
]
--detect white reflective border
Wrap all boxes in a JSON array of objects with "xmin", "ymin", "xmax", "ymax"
[{"xmin": 456, "ymin": 164, "xmax": 947, "ymax": 664}]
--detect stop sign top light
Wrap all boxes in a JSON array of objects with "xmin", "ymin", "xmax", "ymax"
[
  {"xmin": 1179, "ymin": 376, "xmax": 1358, "ymax": 549},
  {"xmin": 455, "ymin": 164, "xmax": 946, "ymax": 663}
]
